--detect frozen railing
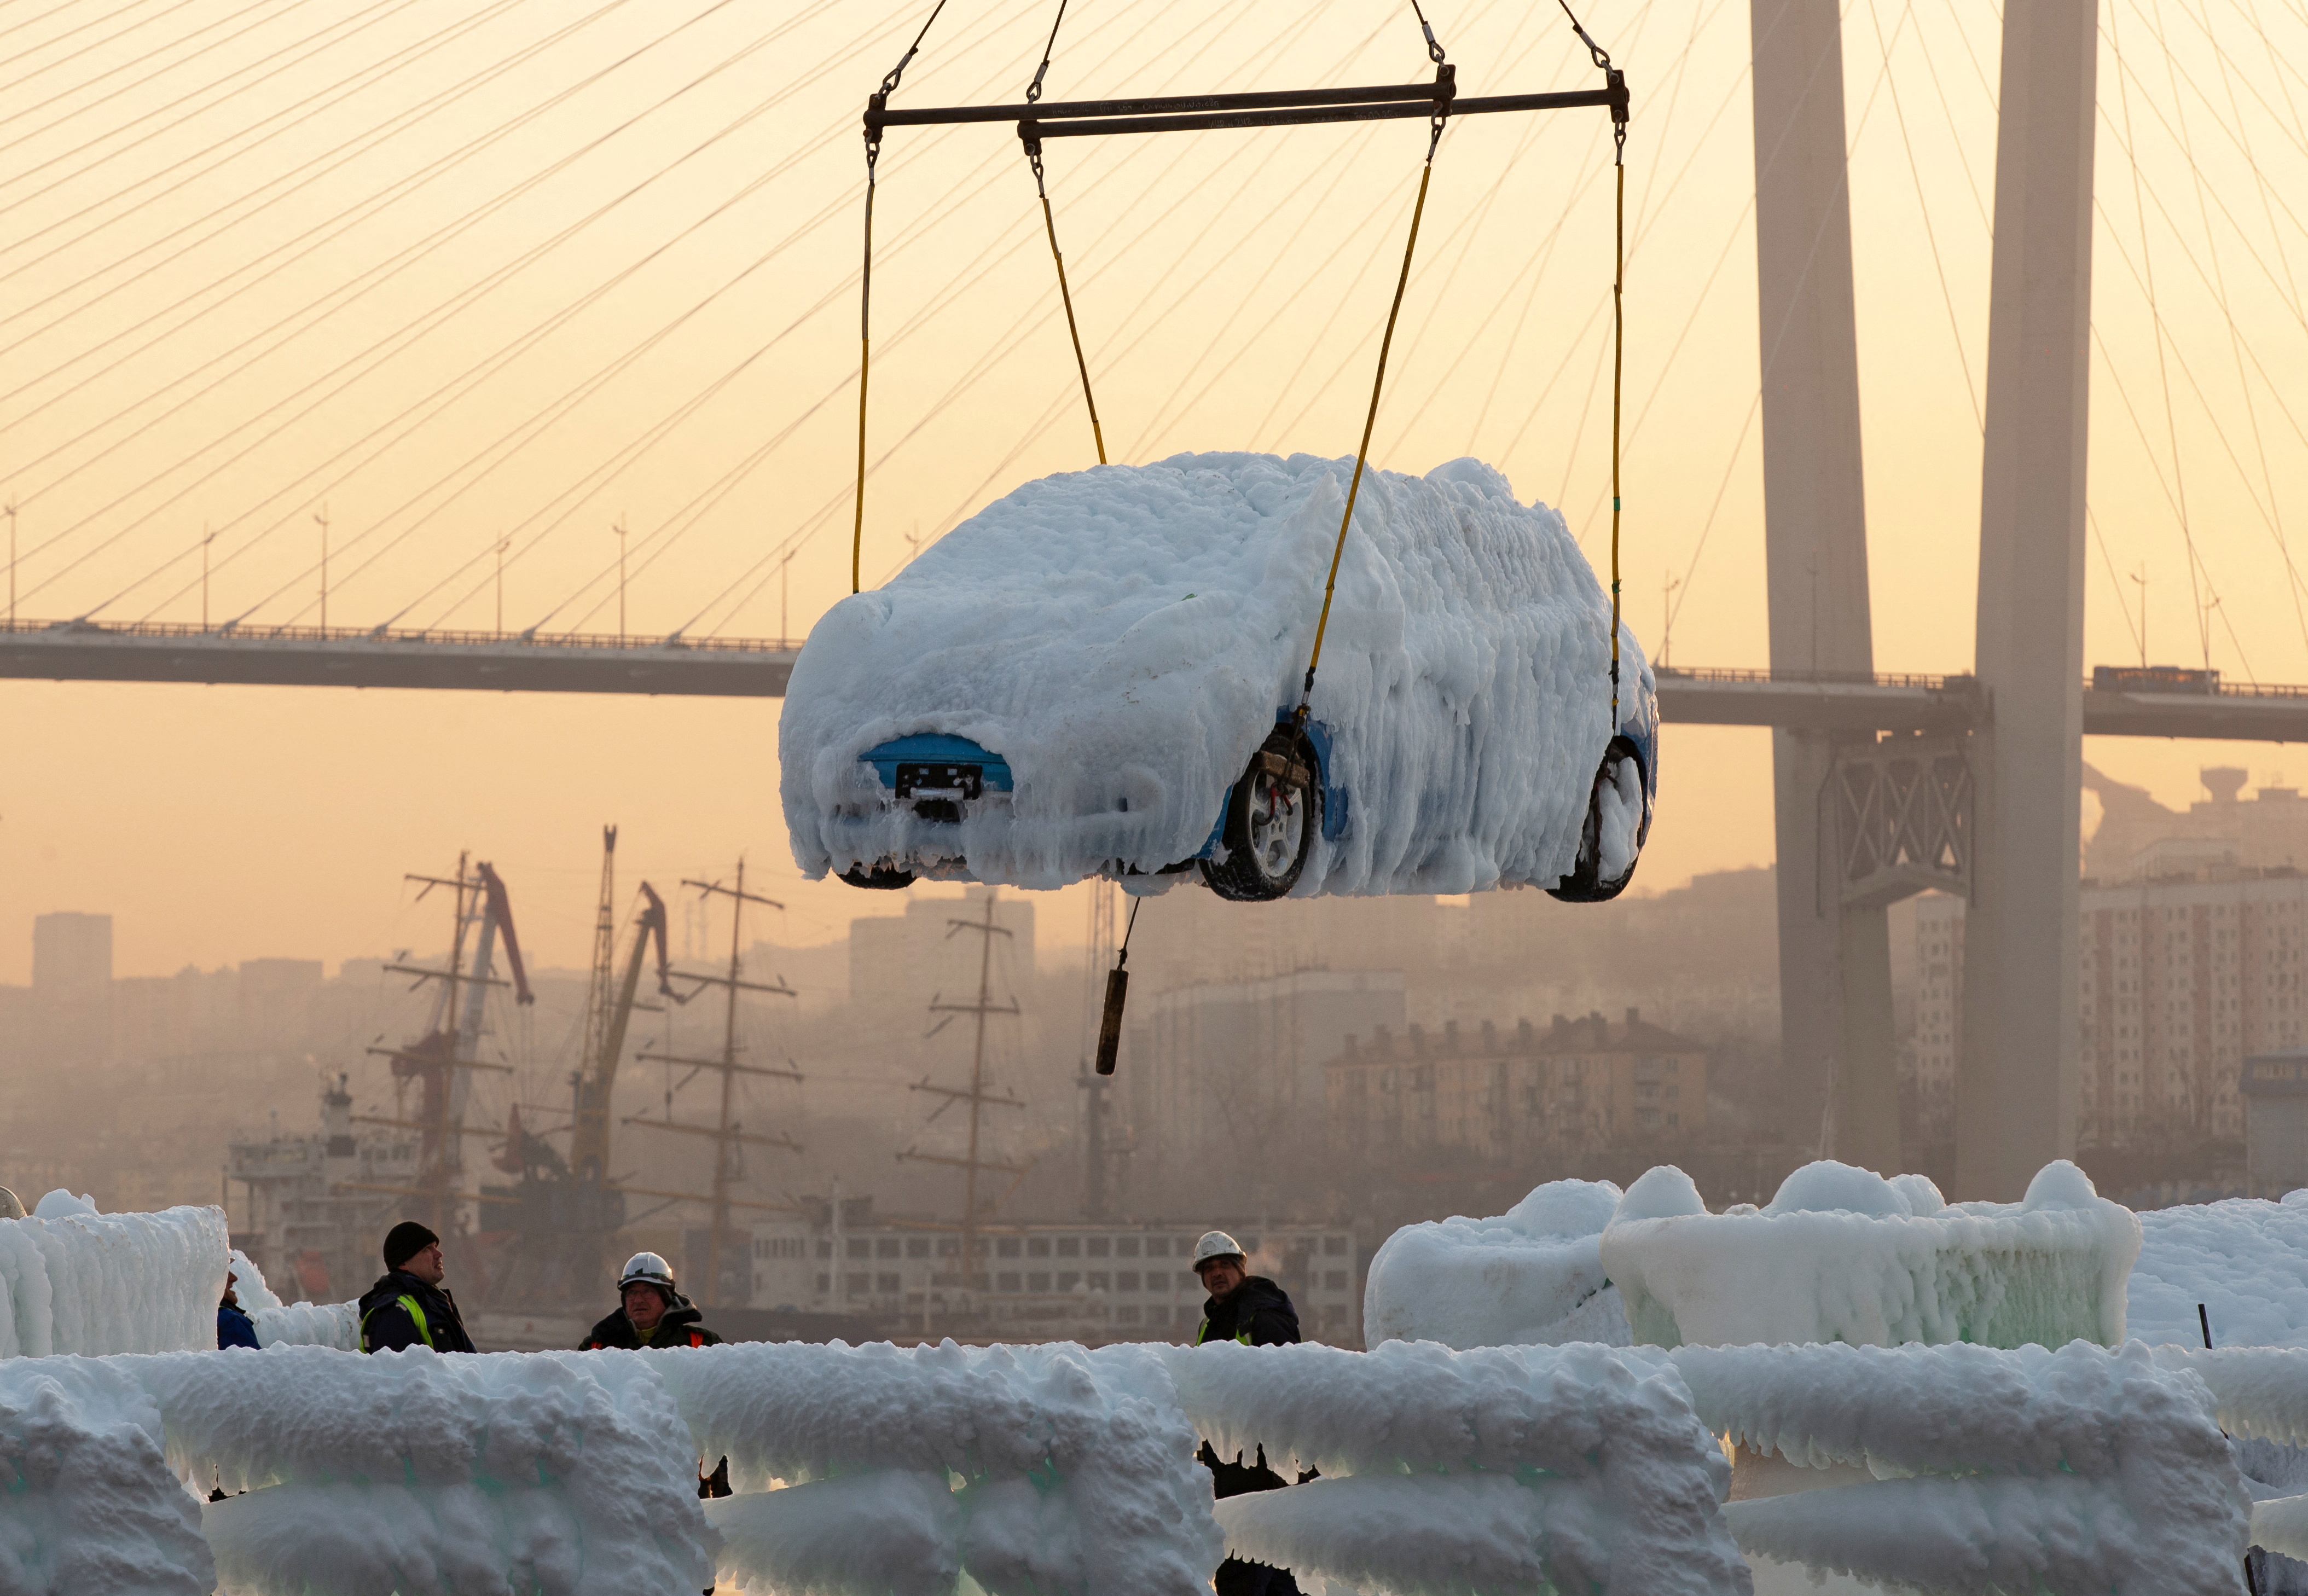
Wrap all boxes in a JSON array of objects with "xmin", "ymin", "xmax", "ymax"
[
  {"xmin": 135, "ymin": 1347, "xmax": 713, "ymax": 1596},
  {"xmin": 0, "ymin": 1204, "xmax": 226, "ymax": 1358},
  {"xmin": 647, "ymin": 1339, "xmax": 1220, "ymax": 1596},
  {"xmin": 0, "ymin": 1340, "xmax": 1753, "ymax": 1596},
  {"xmin": 225, "ymin": 1250, "xmax": 361, "ymax": 1352},
  {"xmin": 1361, "ymin": 1179, "xmax": 1628, "ymax": 1350},
  {"xmin": 1675, "ymin": 1341, "xmax": 2250, "ymax": 1596},
  {"xmin": 1600, "ymin": 1160, "xmax": 2140, "ymax": 1351},
  {"xmin": 1163, "ymin": 1338, "xmax": 1749, "ymax": 1596},
  {"xmin": 0, "ymin": 1356, "xmax": 214, "ymax": 1596},
  {"xmin": 2152, "ymin": 1346, "xmax": 2308, "ymax": 1569}
]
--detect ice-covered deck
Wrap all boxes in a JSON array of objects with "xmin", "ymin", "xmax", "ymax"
[{"xmin": 14, "ymin": 1177, "xmax": 2308, "ymax": 1595}]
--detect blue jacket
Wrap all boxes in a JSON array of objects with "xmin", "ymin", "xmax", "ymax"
[{"xmin": 217, "ymin": 1301, "xmax": 260, "ymax": 1350}]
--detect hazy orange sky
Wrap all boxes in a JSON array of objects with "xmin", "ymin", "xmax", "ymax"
[{"xmin": 4, "ymin": 0, "xmax": 2305, "ymax": 978}]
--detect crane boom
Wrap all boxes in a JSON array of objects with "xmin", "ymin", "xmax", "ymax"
[{"xmin": 570, "ymin": 883, "xmax": 672, "ymax": 1183}]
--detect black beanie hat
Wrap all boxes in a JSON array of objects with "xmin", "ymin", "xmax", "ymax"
[{"xmin": 383, "ymin": 1220, "xmax": 440, "ymax": 1270}]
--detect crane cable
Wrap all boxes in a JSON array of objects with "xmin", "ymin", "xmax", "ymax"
[
  {"xmin": 1561, "ymin": 0, "xmax": 1629, "ymax": 725},
  {"xmin": 1021, "ymin": 0, "xmax": 1107, "ymax": 465},
  {"xmin": 1297, "ymin": 0, "xmax": 1626, "ymax": 728},
  {"xmin": 1295, "ymin": 2, "xmax": 1454, "ymax": 726},
  {"xmin": 854, "ymin": 0, "xmax": 950, "ymax": 593}
]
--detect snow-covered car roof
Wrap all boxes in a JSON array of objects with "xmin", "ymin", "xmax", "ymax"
[{"xmin": 781, "ymin": 451, "xmax": 1646, "ymax": 895}]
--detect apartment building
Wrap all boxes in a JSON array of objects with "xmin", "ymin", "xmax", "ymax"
[
  {"xmin": 1323, "ymin": 1009, "xmax": 1708, "ymax": 1160},
  {"xmin": 1913, "ymin": 869, "xmax": 2308, "ymax": 1148}
]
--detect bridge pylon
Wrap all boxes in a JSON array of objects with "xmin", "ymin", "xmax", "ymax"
[
  {"xmin": 1958, "ymin": 0, "xmax": 2098, "ymax": 1199},
  {"xmin": 1752, "ymin": 0, "xmax": 1902, "ymax": 1176}
]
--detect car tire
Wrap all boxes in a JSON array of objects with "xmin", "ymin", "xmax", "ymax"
[
  {"xmin": 1201, "ymin": 729, "xmax": 1320, "ymax": 903},
  {"xmin": 1547, "ymin": 736, "xmax": 1649, "ymax": 904},
  {"xmin": 840, "ymin": 863, "xmax": 917, "ymax": 891}
]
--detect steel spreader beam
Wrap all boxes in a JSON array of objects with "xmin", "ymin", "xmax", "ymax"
[{"xmin": 866, "ymin": 68, "xmax": 1629, "ymax": 143}]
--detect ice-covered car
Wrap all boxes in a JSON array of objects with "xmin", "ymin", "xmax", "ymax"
[{"xmin": 780, "ymin": 451, "xmax": 1656, "ymax": 902}]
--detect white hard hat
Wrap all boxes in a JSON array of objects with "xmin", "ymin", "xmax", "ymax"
[
  {"xmin": 619, "ymin": 1252, "xmax": 676, "ymax": 1292},
  {"xmin": 1192, "ymin": 1231, "xmax": 1245, "ymax": 1269}
]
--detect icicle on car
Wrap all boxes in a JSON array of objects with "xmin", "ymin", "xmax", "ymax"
[{"xmin": 781, "ymin": 452, "xmax": 1658, "ymax": 902}]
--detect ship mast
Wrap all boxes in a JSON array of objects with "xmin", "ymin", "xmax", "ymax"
[
  {"xmin": 352, "ymin": 854, "xmax": 532, "ymax": 1232},
  {"xmin": 625, "ymin": 858, "xmax": 802, "ymax": 1307},
  {"xmin": 899, "ymin": 889, "xmax": 1028, "ymax": 1324}
]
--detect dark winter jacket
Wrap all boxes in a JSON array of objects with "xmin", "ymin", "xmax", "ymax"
[
  {"xmin": 578, "ymin": 1296, "xmax": 722, "ymax": 1350},
  {"xmin": 1195, "ymin": 1276, "xmax": 1300, "ymax": 1350},
  {"xmin": 216, "ymin": 1300, "xmax": 260, "ymax": 1350},
  {"xmin": 358, "ymin": 1270, "xmax": 477, "ymax": 1354},
  {"xmin": 1193, "ymin": 1279, "xmax": 1303, "ymax": 1500}
]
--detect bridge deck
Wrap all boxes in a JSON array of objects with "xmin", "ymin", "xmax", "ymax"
[
  {"xmin": 1655, "ymin": 666, "xmax": 2308, "ymax": 741},
  {"xmin": 0, "ymin": 620, "xmax": 795, "ymax": 697},
  {"xmin": 7, "ymin": 622, "xmax": 2308, "ymax": 741}
]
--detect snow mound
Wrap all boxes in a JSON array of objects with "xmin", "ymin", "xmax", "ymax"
[
  {"xmin": 641, "ymin": 1339, "xmax": 1220, "ymax": 1596},
  {"xmin": 1162, "ymin": 1338, "xmax": 1748, "ymax": 1596},
  {"xmin": 2129, "ymin": 1195, "xmax": 2308, "ymax": 1348},
  {"xmin": 0, "ymin": 1205, "xmax": 227, "ymax": 1358},
  {"xmin": 784, "ymin": 452, "xmax": 1647, "ymax": 896},
  {"xmin": 0, "ymin": 1357, "xmax": 213, "ymax": 1596},
  {"xmin": 1362, "ymin": 1178, "xmax": 1628, "ymax": 1349},
  {"xmin": 226, "ymin": 1250, "xmax": 358, "ymax": 1350},
  {"xmin": 1680, "ymin": 1340, "xmax": 2247, "ymax": 1596},
  {"xmin": 1600, "ymin": 1160, "xmax": 2139, "ymax": 1348},
  {"xmin": 31, "ymin": 1192, "xmax": 96, "ymax": 1220},
  {"xmin": 134, "ymin": 1347, "xmax": 716, "ymax": 1596}
]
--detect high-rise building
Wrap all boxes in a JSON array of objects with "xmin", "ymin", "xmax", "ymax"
[
  {"xmin": 1324, "ymin": 1009, "xmax": 1709, "ymax": 1160},
  {"xmin": 31, "ymin": 912, "xmax": 111, "ymax": 1000}
]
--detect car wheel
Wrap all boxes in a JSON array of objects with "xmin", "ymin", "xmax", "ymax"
[
  {"xmin": 1201, "ymin": 730, "xmax": 1320, "ymax": 903},
  {"xmin": 840, "ymin": 863, "xmax": 916, "ymax": 891},
  {"xmin": 1547, "ymin": 737, "xmax": 1649, "ymax": 904}
]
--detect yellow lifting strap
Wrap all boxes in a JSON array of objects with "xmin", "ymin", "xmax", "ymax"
[
  {"xmin": 1609, "ymin": 152, "xmax": 1625, "ymax": 723},
  {"xmin": 1558, "ymin": 0, "xmax": 1630, "ymax": 722},
  {"xmin": 853, "ymin": 0, "xmax": 950, "ymax": 594},
  {"xmin": 1030, "ymin": 145, "xmax": 1107, "ymax": 465},
  {"xmin": 853, "ymin": 171, "xmax": 877, "ymax": 595},
  {"xmin": 1297, "ymin": 122, "xmax": 1445, "ymax": 720},
  {"xmin": 1021, "ymin": 0, "xmax": 1105, "ymax": 464}
]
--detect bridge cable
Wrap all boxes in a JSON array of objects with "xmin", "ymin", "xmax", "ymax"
[
  {"xmin": 2, "ymin": 0, "xmax": 441, "ymax": 233},
  {"xmin": 1020, "ymin": 0, "xmax": 1109, "ymax": 464},
  {"xmin": 698, "ymin": 0, "xmax": 1394, "ymax": 629},
  {"xmin": 0, "ymin": 0, "xmax": 170, "ymax": 57},
  {"xmin": 656, "ymin": 0, "xmax": 1376, "ymax": 634},
  {"xmin": 0, "ymin": 0, "xmax": 251, "ymax": 123},
  {"xmin": 0, "ymin": 0, "xmax": 695, "ymax": 364},
  {"xmin": 2112, "ymin": 0, "xmax": 2214, "ymax": 670},
  {"xmin": 2137, "ymin": 0, "xmax": 2307, "ymax": 660},
  {"xmin": 1295, "ymin": 3, "xmax": 1455, "ymax": 724},
  {"xmin": 11, "ymin": 0, "xmax": 829, "ymax": 597},
  {"xmin": 483, "ymin": 0, "xmax": 1242, "ymax": 635},
  {"xmin": 118, "ymin": 5, "xmax": 1026, "ymax": 630},
  {"xmin": 430, "ymin": 0, "xmax": 1241, "ymax": 636},
  {"xmin": 855, "ymin": 0, "xmax": 953, "ymax": 593}
]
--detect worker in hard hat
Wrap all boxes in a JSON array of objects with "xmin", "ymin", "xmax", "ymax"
[
  {"xmin": 1191, "ymin": 1229, "xmax": 1300, "ymax": 1349},
  {"xmin": 1188, "ymin": 1230, "xmax": 1307, "ymax": 1596},
  {"xmin": 579, "ymin": 1252, "xmax": 724, "ymax": 1350},
  {"xmin": 359, "ymin": 1221, "xmax": 478, "ymax": 1353}
]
